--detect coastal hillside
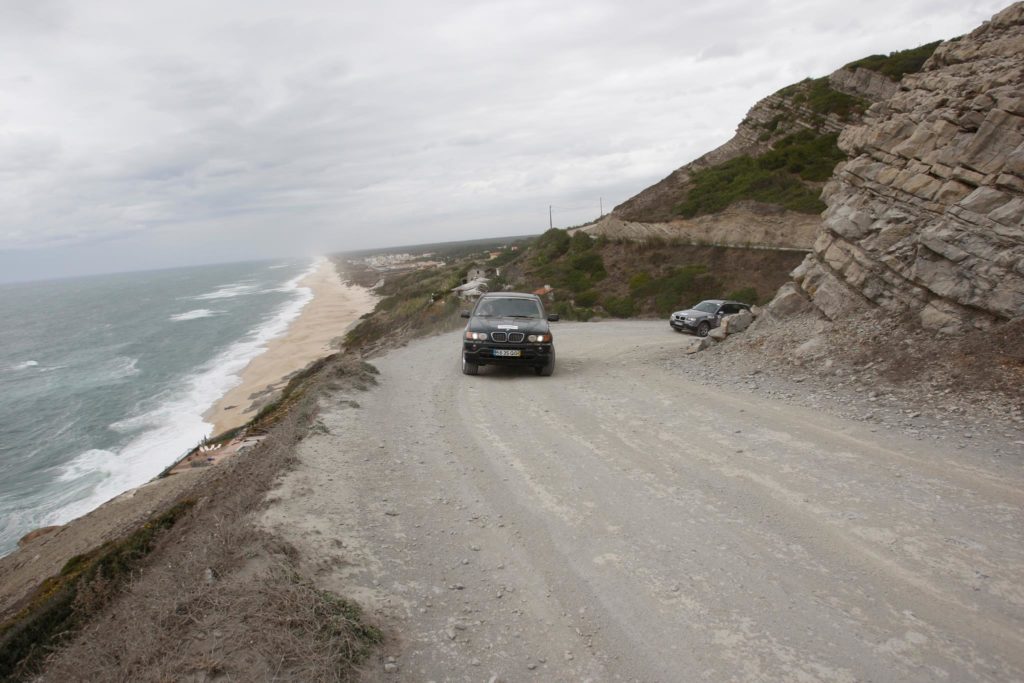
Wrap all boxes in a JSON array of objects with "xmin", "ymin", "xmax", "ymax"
[
  {"xmin": 583, "ymin": 42, "xmax": 940, "ymax": 250},
  {"xmin": 782, "ymin": 2, "xmax": 1024, "ymax": 334}
]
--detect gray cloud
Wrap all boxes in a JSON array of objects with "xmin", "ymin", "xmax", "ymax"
[{"xmin": 0, "ymin": 0, "xmax": 1010, "ymax": 281}]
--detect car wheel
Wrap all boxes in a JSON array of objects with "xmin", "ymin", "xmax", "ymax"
[
  {"xmin": 536, "ymin": 350, "xmax": 555, "ymax": 376},
  {"xmin": 462, "ymin": 355, "xmax": 479, "ymax": 375},
  {"xmin": 696, "ymin": 322, "xmax": 710, "ymax": 337}
]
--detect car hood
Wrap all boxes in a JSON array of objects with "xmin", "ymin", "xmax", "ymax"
[
  {"xmin": 469, "ymin": 317, "xmax": 550, "ymax": 334},
  {"xmin": 672, "ymin": 309, "xmax": 709, "ymax": 319}
]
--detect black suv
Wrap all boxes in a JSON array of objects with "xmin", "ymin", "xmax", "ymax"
[
  {"xmin": 669, "ymin": 299, "xmax": 750, "ymax": 337},
  {"xmin": 461, "ymin": 293, "xmax": 558, "ymax": 376}
]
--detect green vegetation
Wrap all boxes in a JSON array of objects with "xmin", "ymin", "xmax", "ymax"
[
  {"xmin": 674, "ymin": 130, "xmax": 843, "ymax": 218},
  {"xmin": 0, "ymin": 501, "xmax": 195, "ymax": 680},
  {"xmin": 531, "ymin": 228, "xmax": 572, "ymax": 265},
  {"xmin": 725, "ymin": 286, "xmax": 760, "ymax": 305},
  {"xmin": 531, "ymin": 231, "xmax": 607, "ymax": 296},
  {"xmin": 779, "ymin": 77, "xmax": 867, "ymax": 121},
  {"xmin": 602, "ymin": 296, "xmax": 635, "ymax": 318},
  {"xmin": 759, "ymin": 130, "xmax": 845, "ymax": 182},
  {"xmin": 628, "ymin": 265, "xmax": 719, "ymax": 315},
  {"xmin": 846, "ymin": 41, "xmax": 941, "ymax": 81},
  {"xmin": 801, "ymin": 77, "xmax": 867, "ymax": 120}
]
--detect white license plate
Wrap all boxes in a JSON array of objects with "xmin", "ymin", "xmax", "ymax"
[{"xmin": 493, "ymin": 349, "xmax": 521, "ymax": 357}]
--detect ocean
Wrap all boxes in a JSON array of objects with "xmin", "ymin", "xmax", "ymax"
[{"xmin": 0, "ymin": 258, "xmax": 316, "ymax": 557}]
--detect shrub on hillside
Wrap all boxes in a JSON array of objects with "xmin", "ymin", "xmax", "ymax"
[
  {"xmin": 628, "ymin": 272, "xmax": 652, "ymax": 296},
  {"xmin": 801, "ymin": 78, "xmax": 867, "ymax": 120},
  {"xmin": 532, "ymin": 228, "xmax": 571, "ymax": 266},
  {"xmin": 569, "ymin": 251, "xmax": 606, "ymax": 279},
  {"xmin": 574, "ymin": 289, "xmax": 600, "ymax": 307},
  {"xmin": 674, "ymin": 130, "xmax": 842, "ymax": 218},
  {"xmin": 602, "ymin": 296, "xmax": 635, "ymax": 318},
  {"xmin": 846, "ymin": 41, "xmax": 941, "ymax": 81},
  {"xmin": 674, "ymin": 157, "xmax": 824, "ymax": 217},
  {"xmin": 569, "ymin": 231, "xmax": 595, "ymax": 253},
  {"xmin": 725, "ymin": 286, "xmax": 759, "ymax": 304},
  {"xmin": 758, "ymin": 130, "xmax": 844, "ymax": 182}
]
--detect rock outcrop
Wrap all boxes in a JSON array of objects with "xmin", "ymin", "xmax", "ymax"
[
  {"xmin": 828, "ymin": 66, "xmax": 899, "ymax": 103},
  {"xmin": 787, "ymin": 3, "xmax": 1024, "ymax": 332}
]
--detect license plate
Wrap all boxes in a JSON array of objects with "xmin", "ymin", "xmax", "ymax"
[{"xmin": 493, "ymin": 349, "xmax": 521, "ymax": 357}]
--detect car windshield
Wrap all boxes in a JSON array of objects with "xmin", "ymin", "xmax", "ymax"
[
  {"xmin": 693, "ymin": 301, "xmax": 719, "ymax": 314},
  {"xmin": 475, "ymin": 298, "xmax": 542, "ymax": 318}
]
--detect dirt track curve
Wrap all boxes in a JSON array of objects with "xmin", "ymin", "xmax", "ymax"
[{"xmin": 261, "ymin": 320, "xmax": 1024, "ymax": 682}]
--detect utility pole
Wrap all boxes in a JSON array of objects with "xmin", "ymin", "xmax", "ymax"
[
  {"xmin": 549, "ymin": 205, "xmax": 553, "ymax": 230},
  {"xmin": 600, "ymin": 197, "xmax": 603, "ymax": 217}
]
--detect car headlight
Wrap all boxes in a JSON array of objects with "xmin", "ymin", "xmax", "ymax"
[
  {"xmin": 465, "ymin": 331, "xmax": 488, "ymax": 340},
  {"xmin": 529, "ymin": 334, "xmax": 550, "ymax": 342}
]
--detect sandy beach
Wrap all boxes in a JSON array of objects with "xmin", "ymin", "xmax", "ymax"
[{"xmin": 203, "ymin": 258, "xmax": 377, "ymax": 436}]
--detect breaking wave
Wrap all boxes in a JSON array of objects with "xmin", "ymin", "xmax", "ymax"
[{"xmin": 170, "ymin": 309, "xmax": 221, "ymax": 322}]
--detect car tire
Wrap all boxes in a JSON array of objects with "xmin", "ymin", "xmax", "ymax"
[
  {"xmin": 536, "ymin": 350, "xmax": 555, "ymax": 376},
  {"xmin": 462, "ymin": 355, "xmax": 479, "ymax": 375},
  {"xmin": 696, "ymin": 322, "xmax": 710, "ymax": 337}
]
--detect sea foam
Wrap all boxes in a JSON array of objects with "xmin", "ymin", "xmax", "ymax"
[
  {"xmin": 193, "ymin": 282, "xmax": 258, "ymax": 301},
  {"xmin": 47, "ymin": 260, "xmax": 318, "ymax": 527},
  {"xmin": 170, "ymin": 309, "xmax": 221, "ymax": 322}
]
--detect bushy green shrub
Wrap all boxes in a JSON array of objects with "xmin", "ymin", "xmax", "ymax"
[
  {"xmin": 602, "ymin": 296, "xmax": 635, "ymax": 318},
  {"xmin": 574, "ymin": 289, "xmax": 599, "ymax": 307},
  {"xmin": 569, "ymin": 231, "xmax": 595, "ymax": 253},
  {"xmin": 532, "ymin": 228, "xmax": 571, "ymax": 265},
  {"xmin": 801, "ymin": 78, "xmax": 867, "ymax": 120},
  {"xmin": 569, "ymin": 251, "xmax": 606, "ymax": 279},
  {"xmin": 674, "ymin": 131, "xmax": 843, "ymax": 217},
  {"xmin": 725, "ymin": 286, "xmax": 759, "ymax": 304},
  {"xmin": 675, "ymin": 157, "xmax": 825, "ymax": 217},
  {"xmin": 759, "ymin": 130, "xmax": 844, "ymax": 182},
  {"xmin": 628, "ymin": 272, "xmax": 652, "ymax": 295},
  {"xmin": 846, "ymin": 41, "xmax": 940, "ymax": 81}
]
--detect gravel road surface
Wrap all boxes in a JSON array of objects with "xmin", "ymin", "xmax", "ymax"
[{"xmin": 261, "ymin": 321, "xmax": 1024, "ymax": 682}]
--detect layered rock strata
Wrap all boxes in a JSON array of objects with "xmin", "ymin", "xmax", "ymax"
[{"xmin": 789, "ymin": 3, "xmax": 1024, "ymax": 332}]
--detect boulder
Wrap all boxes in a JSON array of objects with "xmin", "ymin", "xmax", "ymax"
[
  {"xmin": 723, "ymin": 309, "xmax": 754, "ymax": 333},
  {"xmin": 766, "ymin": 282, "xmax": 814, "ymax": 318}
]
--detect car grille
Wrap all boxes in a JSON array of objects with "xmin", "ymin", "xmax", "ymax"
[{"xmin": 490, "ymin": 331, "xmax": 525, "ymax": 343}]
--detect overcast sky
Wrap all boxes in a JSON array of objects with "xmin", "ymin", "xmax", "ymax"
[{"xmin": 0, "ymin": 0, "xmax": 1008, "ymax": 282}]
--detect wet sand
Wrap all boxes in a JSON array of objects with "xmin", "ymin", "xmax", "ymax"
[{"xmin": 203, "ymin": 259, "xmax": 377, "ymax": 435}]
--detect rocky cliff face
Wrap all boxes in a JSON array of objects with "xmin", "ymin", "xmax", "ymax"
[{"xmin": 787, "ymin": 3, "xmax": 1024, "ymax": 332}]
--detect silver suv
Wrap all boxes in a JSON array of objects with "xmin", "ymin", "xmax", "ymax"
[{"xmin": 670, "ymin": 299, "xmax": 750, "ymax": 337}]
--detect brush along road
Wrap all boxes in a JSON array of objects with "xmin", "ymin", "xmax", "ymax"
[{"xmin": 261, "ymin": 320, "xmax": 1024, "ymax": 682}]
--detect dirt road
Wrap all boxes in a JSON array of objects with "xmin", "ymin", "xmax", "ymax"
[{"xmin": 261, "ymin": 321, "xmax": 1024, "ymax": 682}]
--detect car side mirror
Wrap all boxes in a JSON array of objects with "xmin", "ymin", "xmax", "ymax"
[
  {"xmin": 460, "ymin": 311, "xmax": 470, "ymax": 318},
  {"xmin": 547, "ymin": 314, "xmax": 560, "ymax": 322}
]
